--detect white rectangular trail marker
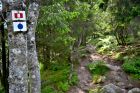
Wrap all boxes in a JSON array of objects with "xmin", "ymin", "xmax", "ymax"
[
  {"xmin": 13, "ymin": 22, "xmax": 27, "ymax": 32},
  {"xmin": 12, "ymin": 10, "xmax": 26, "ymax": 21}
]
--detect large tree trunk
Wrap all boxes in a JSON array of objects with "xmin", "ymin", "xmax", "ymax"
[
  {"xmin": 27, "ymin": 1, "xmax": 41, "ymax": 93},
  {"xmin": 8, "ymin": 31, "xmax": 28, "ymax": 93},
  {"xmin": 7, "ymin": 0, "xmax": 41, "ymax": 93},
  {"xmin": 7, "ymin": 1, "xmax": 28, "ymax": 93}
]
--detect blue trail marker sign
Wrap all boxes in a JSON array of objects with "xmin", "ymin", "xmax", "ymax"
[
  {"xmin": 13, "ymin": 22, "xmax": 27, "ymax": 32},
  {"xmin": 11, "ymin": 10, "xmax": 27, "ymax": 32}
]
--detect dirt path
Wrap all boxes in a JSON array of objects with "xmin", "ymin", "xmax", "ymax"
[
  {"xmin": 67, "ymin": 53, "xmax": 103, "ymax": 93},
  {"xmin": 67, "ymin": 53, "xmax": 140, "ymax": 93}
]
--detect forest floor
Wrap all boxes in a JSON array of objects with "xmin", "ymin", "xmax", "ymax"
[{"xmin": 67, "ymin": 48, "xmax": 140, "ymax": 93}]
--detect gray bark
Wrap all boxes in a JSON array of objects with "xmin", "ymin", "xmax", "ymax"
[
  {"xmin": 7, "ymin": 0, "xmax": 41, "ymax": 93},
  {"xmin": 27, "ymin": 1, "xmax": 41, "ymax": 93},
  {"xmin": 8, "ymin": 29, "xmax": 28, "ymax": 93},
  {"xmin": 7, "ymin": 1, "xmax": 28, "ymax": 93}
]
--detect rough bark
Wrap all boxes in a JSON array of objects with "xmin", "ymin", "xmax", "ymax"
[
  {"xmin": 27, "ymin": 1, "xmax": 41, "ymax": 93},
  {"xmin": 7, "ymin": 2, "xmax": 28, "ymax": 93},
  {"xmin": 8, "ymin": 30, "xmax": 28, "ymax": 93},
  {"xmin": 5, "ymin": 0, "xmax": 40, "ymax": 93},
  {"xmin": 7, "ymin": 1, "xmax": 28, "ymax": 93}
]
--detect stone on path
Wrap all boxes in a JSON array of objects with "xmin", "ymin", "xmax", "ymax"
[
  {"xmin": 101, "ymin": 83, "xmax": 126, "ymax": 93},
  {"xmin": 67, "ymin": 86, "xmax": 85, "ymax": 93},
  {"xmin": 106, "ymin": 64, "xmax": 121, "ymax": 71},
  {"xmin": 128, "ymin": 88, "xmax": 140, "ymax": 93}
]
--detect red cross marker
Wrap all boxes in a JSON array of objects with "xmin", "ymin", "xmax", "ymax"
[
  {"xmin": 12, "ymin": 10, "xmax": 26, "ymax": 21},
  {"xmin": 14, "ymin": 13, "xmax": 23, "ymax": 18}
]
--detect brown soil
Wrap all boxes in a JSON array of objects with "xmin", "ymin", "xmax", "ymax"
[{"xmin": 67, "ymin": 52, "xmax": 140, "ymax": 93}]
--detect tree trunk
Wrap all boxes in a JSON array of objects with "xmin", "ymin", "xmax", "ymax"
[
  {"xmin": 7, "ymin": 1, "xmax": 28, "ymax": 93},
  {"xmin": 27, "ymin": 1, "xmax": 41, "ymax": 93},
  {"xmin": 8, "ymin": 31, "xmax": 28, "ymax": 93},
  {"xmin": 7, "ymin": 0, "xmax": 41, "ymax": 92},
  {"xmin": 0, "ymin": 12, "xmax": 8, "ymax": 93}
]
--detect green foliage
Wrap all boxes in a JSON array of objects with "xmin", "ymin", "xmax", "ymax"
[
  {"xmin": 113, "ymin": 52, "xmax": 124, "ymax": 61},
  {"xmin": 95, "ymin": 36, "xmax": 118, "ymax": 54},
  {"xmin": 122, "ymin": 57, "xmax": 140, "ymax": 79},
  {"xmin": 0, "ymin": 87, "xmax": 4, "ymax": 93},
  {"xmin": 78, "ymin": 46, "xmax": 89, "ymax": 57},
  {"xmin": 87, "ymin": 61, "xmax": 109, "ymax": 84},
  {"xmin": 41, "ymin": 66, "xmax": 70, "ymax": 85},
  {"xmin": 41, "ymin": 86, "xmax": 56, "ymax": 93},
  {"xmin": 87, "ymin": 60, "xmax": 109, "ymax": 76},
  {"xmin": 69, "ymin": 72, "xmax": 78, "ymax": 85},
  {"xmin": 57, "ymin": 81, "xmax": 70, "ymax": 92},
  {"xmin": 0, "ymin": 0, "xmax": 140, "ymax": 92},
  {"xmin": 41, "ymin": 63, "xmax": 78, "ymax": 93},
  {"xmin": 37, "ymin": 0, "xmax": 79, "ymax": 69},
  {"xmin": 38, "ymin": 0, "xmax": 140, "ymax": 92}
]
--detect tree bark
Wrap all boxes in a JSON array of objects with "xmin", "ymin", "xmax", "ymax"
[
  {"xmin": 5, "ymin": 0, "xmax": 40, "ymax": 93},
  {"xmin": 8, "ymin": 31, "xmax": 28, "ymax": 93},
  {"xmin": 27, "ymin": 1, "xmax": 41, "ymax": 93},
  {"xmin": 0, "ymin": 12, "xmax": 8, "ymax": 93},
  {"xmin": 7, "ymin": 1, "xmax": 28, "ymax": 93}
]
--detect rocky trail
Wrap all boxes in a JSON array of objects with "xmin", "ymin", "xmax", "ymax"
[{"xmin": 67, "ymin": 49, "xmax": 140, "ymax": 93}]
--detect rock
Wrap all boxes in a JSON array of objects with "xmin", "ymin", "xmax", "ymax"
[
  {"xmin": 101, "ymin": 83, "xmax": 126, "ymax": 93},
  {"xmin": 67, "ymin": 86, "xmax": 85, "ymax": 93},
  {"xmin": 114, "ymin": 75, "xmax": 122, "ymax": 82},
  {"xmin": 127, "ymin": 84, "xmax": 134, "ymax": 89},
  {"xmin": 106, "ymin": 64, "xmax": 121, "ymax": 71},
  {"xmin": 128, "ymin": 88, "xmax": 140, "ymax": 93},
  {"xmin": 117, "ymin": 82, "xmax": 125, "ymax": 87}
]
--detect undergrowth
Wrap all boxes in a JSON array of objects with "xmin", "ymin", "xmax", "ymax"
[
  {"xmin": 90, "ymin": 35, "xmax": 140, "ymax": 80},
  {"xmin": 0, "ymin": 85, "xmax": 4, "ymax": 93},
  {"xmin": 122, "ymin": 57, "xmax": 140, "ymax": 80},
  {"xmin": 87, "ymin": 60, "xmax": 109, "ymax": 75},
  {"xmin": 41, "ymin": 63, "xmax": 78, "ymax": 93},
  {"xmin": 87, "ymin": 60, "xmax": 109, "ymax": 84}
]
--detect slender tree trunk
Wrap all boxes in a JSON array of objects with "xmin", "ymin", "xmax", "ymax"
[
  {"xmin": 27, "ymin": 1, "xmax": 41, "ymax": 93},
  {"xmin": 0, "ymin": 12, "xmax": 8, "ymax": 93}
]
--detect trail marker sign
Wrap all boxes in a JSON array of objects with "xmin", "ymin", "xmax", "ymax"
[
  {"xmin": 13, "ymin": 22, "xmax": 27, "ymax": 32},
  {"xmin": 12, "ymin": 10, "xmax": 26, "ymax": 21}
]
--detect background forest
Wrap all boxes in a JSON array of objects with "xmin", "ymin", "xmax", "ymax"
[{"xmin": 0, "ymin": 0, "xmax": 140, "ymax": 93}]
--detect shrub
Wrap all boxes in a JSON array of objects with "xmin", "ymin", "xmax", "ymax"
[
  {"xmin": 57, "ymin": 81, "xmax": 70, "ymax": 92},
  {"xmin": 69, "ymin": 72, "xmax": 79, "ymax": 85},
  {"xmin": 87, "ymin": 61, "xmax": 109, "ymax": 84},
  {"xmin": 87, "ymin": 60, "xmax": 109, "ymax": 76},
  {"xmin": 41, "ymin": 86, "xmax": 56, "ymax": 93},
  {"xmin": 96, "ymin": 36, "xmax": 118, "ymax": 54},
  {"xmin": 122, "ymin": 57, "xmax": 140, "ymax": 79}
]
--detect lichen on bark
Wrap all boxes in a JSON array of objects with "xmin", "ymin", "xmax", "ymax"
[
  {"xmin": 27, "ymin": 1, "xmax": 41, "ymax": 93},
  {"xmin": 7, "ymin": 0, "xmax": 41, "ymax": 93},
  {"xmin": 8, "ymin": 32, "xmax": 28, "ymax": 93}
]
